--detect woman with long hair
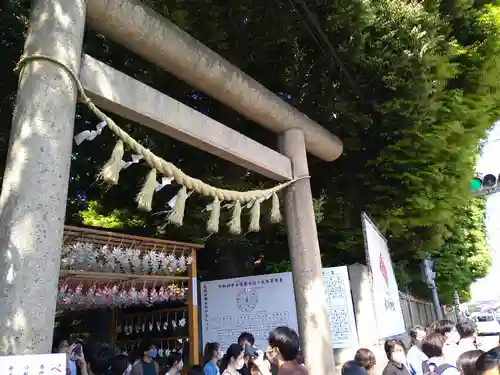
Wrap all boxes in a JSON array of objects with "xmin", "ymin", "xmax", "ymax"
[
  {"xmin": 164, "ymin": 352, "xmax": 183, "ymax": 375},
  {"xmin": 219, "ymin": 344, "xmax": 244, "ymax": 375},
  {"xmin": 203, "ymin": 342, "xmax": 221, "ymax": 375}
]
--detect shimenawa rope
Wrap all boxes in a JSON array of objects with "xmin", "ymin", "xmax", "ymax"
[{"xmin": 15, "ymin": 54, "xmax": 310, "ymax": 233}]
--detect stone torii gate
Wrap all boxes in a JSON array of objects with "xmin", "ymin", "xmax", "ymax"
[{"xmin": 0, "ymin": 1, "xmax": 343, "ymax": 374}]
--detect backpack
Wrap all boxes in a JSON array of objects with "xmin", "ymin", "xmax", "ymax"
[{"xmin": 422, "ymin": 361, "xmax": 456, "ymax": 375}]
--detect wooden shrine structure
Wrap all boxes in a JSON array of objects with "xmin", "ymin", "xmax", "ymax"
[{"xmin": 59, "ymin": 225, "xmax": 202, "ymax": 366}]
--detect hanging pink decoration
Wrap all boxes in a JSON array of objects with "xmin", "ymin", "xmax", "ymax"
[{"xmin": 56, "ymin": 280, "xmax": 187, "ymax": 311}]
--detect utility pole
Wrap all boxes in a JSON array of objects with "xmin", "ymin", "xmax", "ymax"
[
  {"xmin": 421, "ymin": 259, "xmax": 443, "ymax": 320},
  {"xmin": 453, "ymin": 290, "xmax": 461, "ymax": 322}
]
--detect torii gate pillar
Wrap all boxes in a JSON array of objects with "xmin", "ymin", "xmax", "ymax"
[
  {"xmin": 0, "ymin": 0, "xmax": 86, "ymax": 354},
  {"xmin": 280, "ymin": 129, "xmax": 335, "ymax": 375}
]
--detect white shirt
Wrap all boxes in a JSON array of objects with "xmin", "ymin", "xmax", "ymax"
[
  {"xmin": 407, "ymin": 345, "xmax": 428, "ymax": 375},
  {"xmin": 69, "ymin": 360, "xmax": 77, "ymax": 375},
  {"xmin": 457, "ymin": 339, "xmax": 476, "ymax": 355},
  {"xmin": 442, "ymin": 344, "xmax": 461, "ymax": 366}
]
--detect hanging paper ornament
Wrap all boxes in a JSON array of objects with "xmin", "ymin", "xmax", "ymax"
[
  {"xmin": 157, "ymin": 252, "xmax": 168, "ymax": 275},
  {"xmin": 120, "ymin": 154, "xmax": 143, "ymax": 170},
  {"xmin": 178, "ymin": 254, "xmax": 186, "ymax": 272},
  {"xmin": 74, "ymin": 120, "xmax": 107, "ymax": 145},
  {"xmin": 156, "ymin": 176, "xmax": 174, "ymax": 192},
  {"xmin": 149, "ymin": 250, "xmax": 160, "ymax": 274},
  {"xmin": 130, "ymin": 249, "xmax": 141, "ymax": 274},
  {"xmin": 141, "ymin": 252, "xmax": 151, "ymax": 274}
]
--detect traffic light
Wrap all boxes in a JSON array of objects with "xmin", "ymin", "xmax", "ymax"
[
  {"xmin": 421, "ymin": 259, "xmax": 436, "ymax": 287},
  {"xmin": 470, "ymin": 174, "xmax": 500, "ymax": 196}
]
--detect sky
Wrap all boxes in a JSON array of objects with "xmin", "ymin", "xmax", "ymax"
[{"xmin": 470, "ymin": 122, "xmax": 500, "ymax": 302}]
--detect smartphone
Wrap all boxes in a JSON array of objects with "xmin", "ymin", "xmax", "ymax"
[
  {"xmin": 244, "ymin": 345, "xmax": 258, "ymax": 357},
  {"xmin": 72, "ymin": 343, "xmax": 82, "ymax": 356}
]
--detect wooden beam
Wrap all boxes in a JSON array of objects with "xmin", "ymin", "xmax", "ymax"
[
  {"xmin": 80, "ymin": 55, "xmax": 293, "ymax": 181},
  {"xmin": 188, "ymin": 248, "xmax": 199, "ymax": 365},
  {"xmin": 59, "ymin": 270, "xmax": 189, "ymax": 282},
  {"xmin": 85, "ymin": 0, "xmax": 343, "ymax": 162}
]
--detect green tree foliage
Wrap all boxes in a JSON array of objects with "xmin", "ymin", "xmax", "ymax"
[
  {"xmin": 80, "ymin": 201, "xmax": 146, "ymax": 229},
  {"xmin": 0, "ymin": 0, "xmax": 497, "ymax": 302}
]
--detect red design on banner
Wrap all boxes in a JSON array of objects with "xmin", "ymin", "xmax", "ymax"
[{"xmin": 379, "ymin": 253, "xmax": 388, "ymax": 287}]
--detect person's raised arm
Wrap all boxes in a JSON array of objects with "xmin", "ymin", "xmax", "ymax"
[{"xmin": 73, "ymin": 345, "xmax": 88, "ymax": 375}]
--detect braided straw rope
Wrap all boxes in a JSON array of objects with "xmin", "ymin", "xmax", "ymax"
[{"xmin": 15, "ymin": 55, "xmax": 308, "ymax": 203}]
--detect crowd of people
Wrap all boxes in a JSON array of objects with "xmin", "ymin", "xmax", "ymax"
[
  {"xmin": 55, "ymin": 338, "xmax": 196, "ymax": 375},
  {"xmin": 55, "ymin": 319, "xmax": 500, "ymax": 375},
  {"xmin": 202, "ymin": 326, "xmax": 306, "ymax": 375},
  {"xmin": 54, "ymin": 325, "xmax": 306, "ymax": 375},
  {"xmin": 342, "ymin": 320, "xmax": 500, "ymax": 375}
]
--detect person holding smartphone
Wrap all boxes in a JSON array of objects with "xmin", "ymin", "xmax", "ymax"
[
  {"xmin": 248, "ymin": 350, "xmax": 272, "ymax": 375},
  {"xmin": 58, "ymin": 339, "xmax": 79, "ymax": 375},
  {"xmin": 237, "ymin": 332, "xmax": 255, "ymax": 375}
]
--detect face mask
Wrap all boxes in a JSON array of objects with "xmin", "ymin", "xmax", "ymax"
[
  {"xmin": 235, "ymin": 358, "xmax": 245, "ymax": 370},
  {"xmin": 392, "ymin": 353, "xmax": 406, "ymax": 364},
  {"xmin": 148, "ymin": 349, "xmax": 158, "ymax": 358}
]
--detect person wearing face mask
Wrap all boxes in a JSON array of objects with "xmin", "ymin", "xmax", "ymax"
[
  {"xmin": 219, "ymin": 344, "xmax": 245, "ymax": 375},
  {"xmin": 164, "ymin": 352, "xmax": 183, "ymax": 375},
  {"xmin": 204, "ymin": 342, "xmax": 222, "ymax": 375},
  {"xmin": 266, "ymin": 326, "xmax": 308, "ymax": 375},
  {"xmin": 131, "ymin": 341, "xmax": 160, "ymax": 375},
  {"xmin": 382, "ymin": 339, "xmax": 411, "ymax": 375},
  {"xmin": 407, "ymin": 326, "xmax": 429, "ymax": 375},
  {"xmin": 431, "ymin": 320, "xmax": 462, "ymax": 365}
]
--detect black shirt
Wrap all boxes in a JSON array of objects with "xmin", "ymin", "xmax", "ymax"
[
  {"xmin": 382, "ymin": 361, "xmax": 411, "ymax": 375},
  {"xmin": 342, "ymin": 360, "xmax": 368, "ymax": 375}
]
